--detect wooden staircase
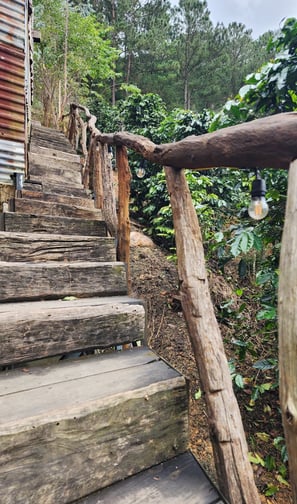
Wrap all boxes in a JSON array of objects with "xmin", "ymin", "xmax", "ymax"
[{"xmin": 0, "ymin": 124, "xmax": 224, "ymax": 504}]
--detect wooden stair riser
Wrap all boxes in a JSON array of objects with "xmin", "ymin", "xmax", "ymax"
[
  {"xmin": 0, "ymin": 297, "xmax": 145, "ymax": 363},
  {"xmin": 30, "ymin": 139, "xmax": 74, "ymax": 152},
  {"xmin": 23, "ymin": 183, "xmax": 88, "ymax": 198},
  {"xmin": 0, "ymin": 261, "xmax": 127, "ymax": 302},
  {"xmin": 0, "ymin": 352, "xmax": 188, "ymax": 504},
  {"xmin": 30, "ymin": 145, "xmax": 81, "ymax": 162},
  {"xmin": 29, "ymin": 152, "xmax": 81, "ymax": 171},
  {"xmin": 29, "ymin": 163, "xmax": 82, "ymax": 186},
  {"xmin": 0, "ymin": 232, "xmax": 116, "ymax": 262},
  {"xmin": 20, "ymin": 190, "xmax": 95, "ymax": 209},
  {"xmin": 12, "ymin": 199, "xmax": 102, "ymax": 220},
  {"xmin": 0, "ymin": 212, "xmax": 106, "ymax": 236}
]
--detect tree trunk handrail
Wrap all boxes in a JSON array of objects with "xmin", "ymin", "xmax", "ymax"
[
  {"xmin": 66, "ymin": 104, "xmax": 297, "ymax": 504},
  {"xmin": 69, "ymin": 105, "xmax": 297, "ymax": 170}
]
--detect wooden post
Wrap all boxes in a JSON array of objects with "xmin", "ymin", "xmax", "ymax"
[
  {"xmin": 165, "ymin": 166, "xmax": 260, "ymax": 504},
  {"xmin": 92, "ymin": 138, "xmax": 103, "ymax": 209},
  {"xmin": 278, "ymin": 159, "xmax": 297, "ymax": 502},
  {"xmin": 116, "ymin": 145, "xmax": 131, "ymax": 293},
  {"xmin": 100, "ymin": 143, "xmax": 117, "ymax": 237}
]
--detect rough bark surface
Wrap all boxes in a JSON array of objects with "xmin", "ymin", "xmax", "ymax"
[
  {"xmin": 98, "ymin": 112, "xmax": 297, "ymax": 170},
  {"xmin": 278, "ymin": 159, "xmax": 297, "ymax": 503},
  {"xmin": 100, "ymin": 143, "xmax": 117, "ymax": 236},
  {"xmin": 165, "ymin": 166, "xmax": 260, "ymax": 504},
  {"xmin": 116, "ymin": 145, "xmax": 131, "ymax": 291}
]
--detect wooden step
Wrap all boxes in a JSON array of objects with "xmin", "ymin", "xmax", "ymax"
[
  {"xmin": 0, "ymin": 296, "xmax": 145, "ymax": 364},
  {"xmin": 30, "ymin": 145, "xmax": 81, "ymax": 162},
  {"xmin": 75, "ymin": 451, "xmax": 225, "ymax": 504},
  {"xmin": 21, "ymin": 189, "xmax": 95, "ymax": 209},
  {"xmin": 0, "ymin": 348, "xmax": 188, "ymax": 503},
  {"xmin": 23, "ymin": 181, "xmax": 89, "ymax": 198},
  {"xmin": 31, "ymin": 124, "xmax": 71, "ymax": 142},
  {"xmin": 12, "ymin": 198, "xmax": 102, "ymax": 220},
  {"xmin": 30, "ymin": 138, "xmax": 74, "ymax": 153},
  {"xmin": 29, "ymin": 151, "xmax": 81, "ymax": 172},
  {"xmin": 29, "ymin": 162, "xmax": 82, "ymax": 186},
  {"xmin": 0, "ymin": 260, "xmax": 127, "ymax": 302},
  {"xmin": 0, "ymin": 231, "xmax": 116, "ymax": 262},
  {"xmin": 0, "ymin": 212, "xmax": 106, "ymax": 236}
]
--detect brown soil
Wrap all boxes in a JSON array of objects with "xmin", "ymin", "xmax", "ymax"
[{"xmin": 130, "ymin": 240, "xmax": 292, "ymax": 504}]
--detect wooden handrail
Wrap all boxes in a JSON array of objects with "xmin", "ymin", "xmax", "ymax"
[{"xmin": 66, "ymin": 103, "xmax": 297, "ymax": 504}]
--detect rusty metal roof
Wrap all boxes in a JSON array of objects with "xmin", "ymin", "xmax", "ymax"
[
  {"xmin": 0, "ymin": 43, "xmax": 25, "ymax": 143},
  {"xmin": 0, "ymin": 0, "xmax": 25, "ymax": 49},
  {"xmin": 0, "ymin": 0, "xmax": 27, "ymax": 184}
]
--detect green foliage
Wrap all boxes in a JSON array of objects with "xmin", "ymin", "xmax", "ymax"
[{"xmin": 33, "ymin": 0, "xmax": 118, "ymax": 124}]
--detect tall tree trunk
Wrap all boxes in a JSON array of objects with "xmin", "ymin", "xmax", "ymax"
[
  {"xmin": 111, "ymin": 0, "xmax": 116, "ymax": 105},
  {"xmin": 278, "ymin": 159, "xmax": 297, "ymax": 503},
  {"xmin": 165, "ymin": 165, "xmax": 260, "ymax": 504},
  {"xmin": 62, "ymin": 0, "xmax": 69, "ymax": 116}
]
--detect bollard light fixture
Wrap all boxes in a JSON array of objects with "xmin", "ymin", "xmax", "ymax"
[{"xmin": 248, "ymin": 169, "xmax": 269, "ymax": 220}]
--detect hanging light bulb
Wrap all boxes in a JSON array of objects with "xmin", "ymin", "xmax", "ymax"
[
  {"xmin": 248, "ymin": 169, "xmax": 269, "ymax": 220},
  {"xmin": 136, "ymin": 159, "xmax": 146, "ymax": 178}
]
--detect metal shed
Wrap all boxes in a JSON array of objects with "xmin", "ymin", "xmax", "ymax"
[{"xmin": 0, "ymin": 0, "xmax": 32, "ymax": 186}]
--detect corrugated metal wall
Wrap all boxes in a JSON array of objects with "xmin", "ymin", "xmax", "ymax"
[{"xmin": 0, "ymin": 0, "xmax": 27, "ymax": 185}]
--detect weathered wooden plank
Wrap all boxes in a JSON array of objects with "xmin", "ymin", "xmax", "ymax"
[
  {"xmin": 30, "ymin": 139, "xmax": 74, "ymax": 153},
  {"xmin": 29, "ymin": 145, "xmax": 81, "ymax": 162},
  {"xmin": 0, "ymin": 296, "xmax": 145, "ymax": 364},
  {"xmin": 76, "ymin": 452, "xmax": 225, "ymax": 504},
  {"xmin": 29, "ymin": 174, "xmax": 83, "ymax": 190},
  {"xmin": 40, "ymin": 184, "xmax": 89, "ymax": 198},
  {"xmin": 13, "ymin": 198, "xmax": 102, "ymax": 220},
  {"xmin": 0, "ymin": 352, "xmax": 187, "ymax": 504},
  {"xmin": 278, "ymin": 159, "xmax": 297, "ymax": 501},
  {"xmin": 29, "ymin": 152, "xmax": 81, "ymax": 171},
  {"xmin": 20, "ymin": 190, "xmax": 95, "ymax": 209},
  {"xmin": 1, "ymin": 347, "xmax": 158, "ymax": 395},
  {"xmin": 0, "ymin": 231, "xmax": 116, "ymax": 262},
  {"xmin": 2, "ymin": 212, "xmax": 106, "ymax": 236},
  {"xmin": 0, "ymin": 260, "xmax": 127, "ymax": 302},
  {"xmin": 29, "ymin": 163, "xmax": 82, "ymax": 186}
]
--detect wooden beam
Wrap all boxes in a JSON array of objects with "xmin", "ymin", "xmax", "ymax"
[
  {"xmin": 99, "ymin": 113, "xmax": 297, "ymax": 170},
  {"xmin": 278, "ymin": 159, "xmax": 297, "ymax": 503},
  {"xmin": 164, "ymin": 165, "xmax": 260, "ymax": 504},
  {"xmin": 116, "ymin": 145, "xmax": 131, "ymax": 293}
]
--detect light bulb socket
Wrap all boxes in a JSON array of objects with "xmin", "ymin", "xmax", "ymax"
[{"xmin": 251, "ymin": 177, "xmax": 266, "ymax": 198}]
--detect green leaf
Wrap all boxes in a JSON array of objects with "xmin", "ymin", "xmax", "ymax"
[
  {"xmin": 194, "ymin": 389, "xmax": 202, "ymax": 400},
  {"xmin": 234, "ymin": 374, "xmax": 244, "ymax": 389},
  {"xmin": 265, "ymin": 485, "xmax": 279, "ymax": 497},
  {"xmin": 248, "ymin": 452, "xmax": 265, "ymax": 466}
]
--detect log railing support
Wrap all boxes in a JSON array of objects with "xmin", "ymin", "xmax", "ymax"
[
  {"xmin": 99, "ymin": 142, "xmax": 117, "ymax": 237},
  {"xmin": 165, "ymin": 165, "xmax": 260, "ymax": 504},
  {"xmin": 278, "ymin": 158, "xmax": 297, "ymax": 503},
  {"xmin": 116, "ymin": 145, "xmax": 131, "ymax": 292}
]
